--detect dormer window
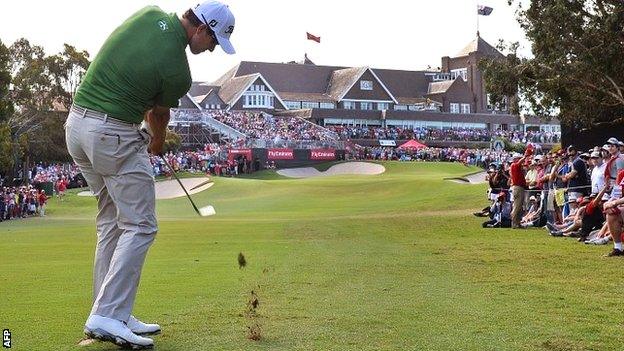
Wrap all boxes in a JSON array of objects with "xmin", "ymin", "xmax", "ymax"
[
  {"xmin": 450, "ymin": 68, "xmax": 468, "ymax": 81},
  {"xmin": 360, "ymin": 80, "xmax": 373, "ymax": 90}
]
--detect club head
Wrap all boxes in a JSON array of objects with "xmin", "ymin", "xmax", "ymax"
[{"xmin": 199, "ymin": 205, "xmax": 216, "ymax": 217}]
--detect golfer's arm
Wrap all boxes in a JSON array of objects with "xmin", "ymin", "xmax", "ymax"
[{"xmin": 146, "ymin": 106, "xmax": 170, "ymax": 141}]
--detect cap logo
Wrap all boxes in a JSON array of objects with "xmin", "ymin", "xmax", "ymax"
[
  {"xmin": 208, "ymin": 19, "xmax": 219, "ymax": 28},
  {"xmin": 225, "ymin": 25, "xmax": 234, "ymax": 34},
  {"xmin": 158, "ymin": 20, "xmax": 168, "ymax": 31}
]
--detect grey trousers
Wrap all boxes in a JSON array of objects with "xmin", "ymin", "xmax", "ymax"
[
  {"xmin": 511, "ymin": 185, "xmax": 525, "ymax": 229},
  {"xmin": 65, "ymin": 109, "xmax": 158, "ymax": 322}
]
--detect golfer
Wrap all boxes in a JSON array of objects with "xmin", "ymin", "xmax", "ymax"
[{"xmin": 65, "ymin": 2, "xmax": 235, "ymax": 348}]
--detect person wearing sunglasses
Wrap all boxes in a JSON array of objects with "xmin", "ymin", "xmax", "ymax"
[{"xmin": 69, "ymin": 1, "xmax": 236, "ymax": 349}]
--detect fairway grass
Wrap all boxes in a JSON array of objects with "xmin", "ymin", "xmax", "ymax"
[{"xmin": 1, "ymin": 162, "xmax": 622, "ymax": 350}]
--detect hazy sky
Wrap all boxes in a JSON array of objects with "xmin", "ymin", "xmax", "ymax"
[{"xmin": 0, "ymin": 0, "xmax": 530, "ymax": 83}]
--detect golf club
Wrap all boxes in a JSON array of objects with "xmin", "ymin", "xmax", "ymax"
[{"xmin": 160, "ymin": 155, "xmax": 216, "ymax": 217}]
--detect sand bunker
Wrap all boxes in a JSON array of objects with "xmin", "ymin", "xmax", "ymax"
[
  {"xmin": 445, "ymin": 171, "xmax": 488, "ymax": 185},
  {"xmin": 155, "ymin": 178, "xmax": 214, "ymax": 199},
  {"xmin": 277, "ymin": 162, "xmax": 386, "ymax": 178},
  {"xmin": 76, "ymin": 177, "xmax": 214, "ymax": 199}
]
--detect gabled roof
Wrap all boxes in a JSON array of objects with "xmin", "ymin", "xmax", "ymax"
[
  {"xmin": 211, "ymin": 61, "xmax": 463, "ymax": 106},
  {"xmin": 217, "ymin": 73, "xmax": 288, "ymax": 109},
  {"xmin": 278, "ymin": 92, "xmax": 335, "ymax": 103},
  {"xmin": 326, "ymin": 67, "xmax": 368, "ymax": 100},
  {"xmin": 178, "ymin": 93, "xmax": 201, "ymax": 109},
  {"xmin": 427, "ymin": 80, "xmax": 457, "ymax": 95},
  {"xmin": 327, "ymin": 67, "xmax": 399, "ymax": 103},
  {"xmin": 373, "ymin": 69, "xmax": 432, "ymax": 102},
  {"xmin": 218, "ymin": 74, "xmax": 259, "ymax": 107},
  {"xmin": 213, "ymin": 61, "xmax": 339, "ymax": 94},
  {"xmin": 188, "ymin": 82, "xmax": 214, "ymax": 97},
  {"xmin": 455, "ymin": 35, "xmax": 504, "ymax": 58},
  {"xmin": 195, "ymin": 87, "xmax": 225, "ymax": 106}
]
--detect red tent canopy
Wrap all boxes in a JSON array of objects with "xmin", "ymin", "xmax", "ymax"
[{"xmin": 397, "ymin": 139, "xmax": 427, "ymax": 150}]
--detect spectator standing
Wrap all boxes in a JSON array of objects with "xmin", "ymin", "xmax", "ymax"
[
  {"xmin": 510, "ymin": 153, "xmax": 528, "ymax": 229},
  {"xmin": 562, "ymin": 145, "xmax": 589, "ymax": 199},
  {"xmin": 38, "ymin": 190, "xmax": 48, "ymax": 217}
]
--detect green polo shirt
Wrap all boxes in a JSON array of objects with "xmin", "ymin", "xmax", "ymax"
[{"xmin": 74, "ymin": 6, "xmax": 191, "ymax": 123}]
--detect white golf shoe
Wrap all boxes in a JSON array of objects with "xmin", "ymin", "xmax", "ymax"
[
  {"xmin": 127, "ymin": 315, "xmax": 161, "ymax": 336},
  {"xmin": 84, "ymin": 315, "xmax": 154, "ymax": 350}
]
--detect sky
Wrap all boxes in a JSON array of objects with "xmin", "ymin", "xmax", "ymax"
[{"xmin": 0, "ymin": 0, "xmax": 531, "ymax": 83}]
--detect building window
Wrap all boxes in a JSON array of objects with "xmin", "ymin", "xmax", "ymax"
[
  {"xmin": 302, "ymin": 101, "xmax": 319, "ymax": 109},
  {"xmin": 430, "ymin": 73, "xmax": 451, "ymax": 81},
  {"xmin": 343, "ymin": 101, "xmax": 355, "ymax": 110},
  {"xmin": 461, "ymin": 103, "xmax": 471, "ymax": 114},
  {"xmin": 243, "ymin": 93, "xmax": 275, "ymax": 108},
  {"xmin": 249, "ymin": 84, "xmax": 266, "ymax": 92},
  {"xmin": 319, "ymin": 102, "xmax": 335, "ymax": 109},
  {"xmin": 360, "ymin": 80, "xmax": 373, "ymax": 90},
  {"xmin": 394, "ymin": 105, "xmax": 407, "ymax": 111},
  {"xmin": 284, "ymin": 101, "xmax": 301, "ymax": 109},
  {"xmin": 360, "ymin": 102, "xmax": 372, "ymax": 110},
  {"xmin": 450, "ymin": 103, "xmax": 460, "ymax": 114},
  {"xmin": 377, "ymin": 102, "xmax": 389, "ymax": 110},
  {"xmin": 451, "ymin": 68, "xmax": 468, "ymax": 81}
]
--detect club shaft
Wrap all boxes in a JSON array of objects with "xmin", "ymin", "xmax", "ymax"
[{"xmin": 161, "ymin": 156, "xmax": 201, "ymax": 215}]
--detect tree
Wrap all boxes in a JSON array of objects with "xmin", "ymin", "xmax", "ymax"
[
  {"xmin": 5, "ymin": 39, "xmax": 89, "ymax": 179},
  {"xmin": 164, "ymin": 130, "xmax": 182, "ymax": 153},
  {"xmin": 0, "ymin": 39, "xmax": 13, "ymax": 123},
  {"xmin": 479, "ymin": 0, "xmax": 624, "ymax": 128},
  {"xmin": 0, "ymin": 39, "xmax": 15, "ymax": 177},
  {"xmin": 47, "ymin": 44, "xmax": 90, "ymax": 110},
  {"xmin": 0, "ymin": 124, "xmax": 13, "ymax": 177}
]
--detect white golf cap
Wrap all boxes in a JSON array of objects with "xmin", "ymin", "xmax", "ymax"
[
  {"xmin": 192, "ymin": 1, "xmax": 236, "ymax": 55},
  {"xmin": 606, "ymin": 137, "xmax": 619, "ymax": 145}
]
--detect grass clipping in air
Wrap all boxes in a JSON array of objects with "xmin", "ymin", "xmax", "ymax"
[{"xmin": 238, "ymin": 252, "xmax": 263, "ymax": 341}]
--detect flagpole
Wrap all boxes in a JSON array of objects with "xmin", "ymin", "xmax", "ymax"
[{"xmin": 476, "ymin": 2, "xmax": 480, "ymax": 36}]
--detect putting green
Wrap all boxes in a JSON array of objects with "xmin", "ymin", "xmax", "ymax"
[{"xmin": 1, "ymin": 162, "xmax": 621, "ymax": 350}]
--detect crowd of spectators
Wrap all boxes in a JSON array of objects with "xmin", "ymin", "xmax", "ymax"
[
  {"xmin": 327, "ymin": 125, "xmax": 560, "ymax": 143},
  {"xmin": 31, "ymin": 163, "xmax": 84, "ymax": 191},
  {"xmin": 474, "ymin": 137, "xmax": 624, "ymax": 257},
  {"xmin": 149, "ymin": 144, "xmax": 256, "ymax": 178},
  {"xmin": 350, "ymin": 146, "xmax": 513, "ymax": 168},
  {"xmin": 209, "ymin": 111, "xmax": 337, "ymax": 142},
  {"xmin": 0, "ymin": 185, "xmax": 49, "ymax": 222}
]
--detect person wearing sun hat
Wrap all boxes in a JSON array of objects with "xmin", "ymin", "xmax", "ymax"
[
  {"xmin": 604, "ymin": 137, "xmax": 624, "ymax": 195},
  {"xmin": 69, "ymin": 1, "xmax": 237, "ymax": 349},
  {"xmin": 589, "ymin": 151, "xmax": 606, "ymax": 195}
]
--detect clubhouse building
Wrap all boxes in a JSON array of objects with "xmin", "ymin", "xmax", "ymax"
[{"xmin": 171, "ymin": 34, "xmax": 559, "ymax": 149}]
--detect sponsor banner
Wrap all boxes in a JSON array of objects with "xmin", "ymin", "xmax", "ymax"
[
  {"xmin": 310, "ymin": 149, "xmax": 336, "ymax": 160},
  {"xmin": 268, "ymin": 148, "xmax": 294, "ymax": 160},
  {"xmin": 379, "ymin": 139, "xmax": 396, "ymax": 147},
  {"xmin": 228, "ymin": 148, "xmax": 252, "ymax": 160}
]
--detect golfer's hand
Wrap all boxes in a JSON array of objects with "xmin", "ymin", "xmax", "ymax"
[{"xmin": 604, "ymin": 201, "xmax": 615, "ymax": 209}]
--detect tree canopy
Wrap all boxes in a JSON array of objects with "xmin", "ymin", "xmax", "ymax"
[
  {"xmin": 0, "ymin": 38, "xmax": 90, "ymax": 178},
  {"xmin": 479, "ymin": 0, "xmax": 624, "ymax": 128}
]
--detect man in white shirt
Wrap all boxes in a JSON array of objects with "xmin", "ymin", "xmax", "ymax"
[{"xmin": 590, "ymin": 151, "xmax": 606, "ymax": 194}]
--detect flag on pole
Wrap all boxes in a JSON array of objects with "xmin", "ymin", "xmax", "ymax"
[
  {"xmin": 306, "ymin": 32, "xmax": 321, "ymax": 43},
  {"xmin": 477, "ymin": 5, "xmax": 493, "ymax": 16}
]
